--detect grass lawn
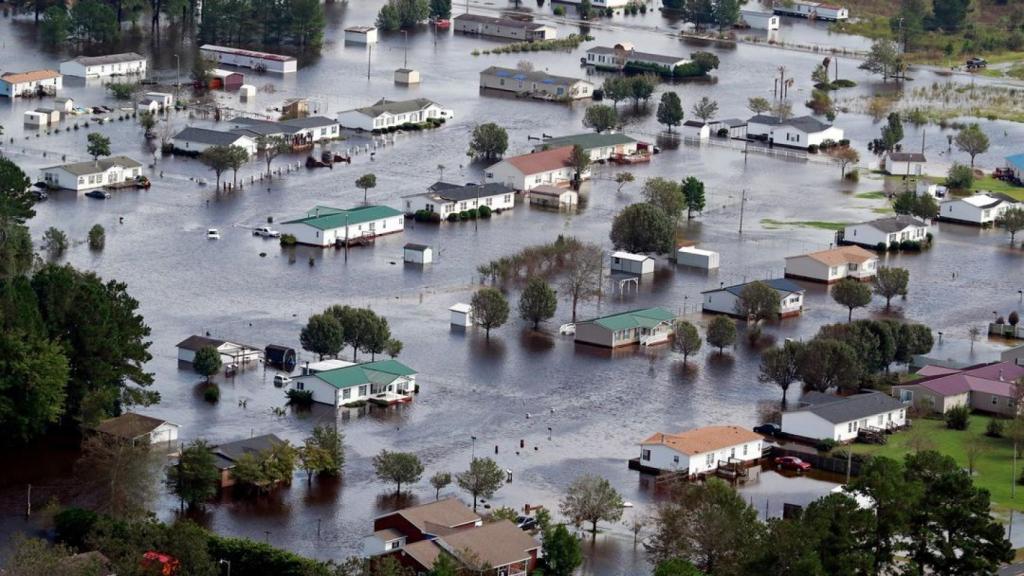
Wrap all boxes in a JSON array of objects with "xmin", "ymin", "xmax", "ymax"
[
  {"xmin": 761, "ymin": 219, "xmax": 847, "ymax": 231},
  {"xmin": 974, "ymin": 176, "xmax": 1024, "ymax": 202},
  {"xmin": 850, "ymin": 415, "xmax": 1023, "ymax": 512},
  {"xmin": 855, "ymin": 191, "xmax": 887, "ymax": 200}
]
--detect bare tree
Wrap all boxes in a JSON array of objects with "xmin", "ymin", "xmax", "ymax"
[
  {"xmin": 75, "ymin": 434, "xmax": 160, "ymax": 520},
  {"xmin": 560, "ymin": 243, "xmax": 603, "ymax": 323},
  {"xmin": 965, "ymin": 438, "xmax": 986, "ymax": 476}
]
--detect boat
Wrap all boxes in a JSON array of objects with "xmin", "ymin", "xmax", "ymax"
[{"xmin": 207, "ymin": 228, "xmax": 221, "ymax": 239}]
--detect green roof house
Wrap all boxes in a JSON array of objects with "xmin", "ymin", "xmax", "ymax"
[
  {"xmin": 292, "ymin": 359, "xmax": 418, "ymax": 407},
  {"xmin": 278, "ymin": 205, "xmax": 405, "ymax": 247},
  {"xmin": 531, "ymin": 132, "xmax": 644, "ymax": 163},
  {"xmin": 574, "ymin": 307, "xmax": 676, "ymax": 348}
]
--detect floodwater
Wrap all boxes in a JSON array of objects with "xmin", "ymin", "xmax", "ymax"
[{"xmin": 1, "ymin": 0, "xmax": 1023, "ymax": 573}]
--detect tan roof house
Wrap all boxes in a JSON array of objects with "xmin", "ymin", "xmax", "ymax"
[
  {"xmin": 784, "ymin": 245, "xmax": 878, "ymax": 283},
  {"xmin": 633, "ymin": 425, "xmax": 763, "ymax": 475}
]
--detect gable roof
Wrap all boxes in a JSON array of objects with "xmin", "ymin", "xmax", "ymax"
[
  {"xmin": 951, "ymin": 193, "xmax": 1018, "ymax": 209},
  {"xmin": 858, "ymin": 215, "xmax": 927, "ymax": 233},
  {"xmin": 305, "ymin": 359, "xmax": 416, "ymax": 390},
  {"xmin": 454, "ymin": 13, "xmax": 551, "ymax": 30},
  {"xmin": 423, "ymin": 182, "xmax": 514, "ymax": 202},
  {"xmin": 176, "ymin": 335, "xmax": 227, "ymax": 351},
  {"xmin": 347, "ymin": 98, "xmax": 442, "ymax": 118},
  {"xmin": 68, "ymin": 52, "xmax": 145, "ymax": 66},
  {"xmin": 439, "ymin": 520, "xmax": 539, "ymax": 568},
  {"xmin": 174, "ymin": 127, "xmax": 251, "ymax": 146},
  {"xmin": 231, "ymin": 117, "xmax": 300, "ymax": 136},
  {"xmin": 747, "ymin": 114, "xmax": 832, "ymax": 133},
  {"xmin": 213, "ymin": 434, "xmax": 285, "ymax": 467},
  {"xmin": 43, "ymin": 156, "xmax": 143, "ymax": 176},
  {"xmin": 908, "ymin": 361, "xmax": 1024, "ymax": 399},
  {"xmin": 536, "ymin": 132, "xmax": 637, "ymax": 151},
  {"xmin": 95, "ymin": 412, "xmax": 173, "ymax": 439},
  {"xmin": 281, "ymin": 205, "xmax": 403, "ymax": 230},
  {"xmin": 1, "ymin": 69, "xmax": 61, "ymax": 84},
  {"xmin": 641, "ymin": 426, "xmax": 762, "ymax": 455},
  {"xmin": 500, "ymin": 146, "xmax": 574, "ymax": 175},
  {"xmin": 963, "ymin": 361, "xmax": 1024, "ymax": 381},
  {"xmin": 786, "ymin": 245, "xmax": 876, "ymax": 266},
  {"xmin": 480, "ymin": 66, "xmax": 588, "ymax": 87},
  {"xmin": 702, "ymin": 278, "xmax": 805, "ymax": 297},
  {"xmin": 400, "ymin": 540, "xmax": 445, "ymax": 569},
  {"xmin": 580, "ymin": 307, "xmax": 676, "ymax": 331},
  {"xmin": 383, "ymin": 498, "xmax": 481, "ymax": 533},
  {"xmin": 585, "ymin": 45, "xmax": 688, "ymax": 66},
  {"xmin": 791, "ymin": 391, "xmax": 905, "ymax": 424},
  {"xmin": 281, "ymin": 115, "xmax": 338, "ymax": 129}
]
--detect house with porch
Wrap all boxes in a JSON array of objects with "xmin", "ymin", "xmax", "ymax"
[
  {"xmin": 60, "ymin": 53, "xmax": 147, "ymax": 78},
  {"xmin": 573, "ymin": 307, "xmax": 676, "ymax": 348},
  {"xmin": 584, "ymin": 43, "xmax": 691, "ymax": 72},
  {"xmin": 0, "ymin": 69, "xmax": 62, "ymax": 98},
  {"xmin": 840, "ymin": 215, "xmax": 929, "ymax": 250},
  {"xmin": 403, "ymin": 182, "xmax": 516, "ymax": 219},
  {"xmin": 939, "ymin": 193, "xmax": 1020, "ymax": 226},
  {"xmin": 41, "ymin": 156, "xmax": 144, "ymax": 192},
  {"xmin": 479, "ymin": 67, "xmax": 593, "ymax": 100},
  {"xmin": 701, "ymin": 278, "xmax": 805, "ymax": 318},
  {"xmin": 784, "ymin": 245, "xmax": 878, "ymax": 284},
  {"xmin": 337, "ymin": 98, "xmax": 454, "ymax": 132},
  {"xmin": 532, "ymin": 132, "xmax": 642, "ymax": 162},
  {"xmin": 453, "ymin": 13, "xmax": 557, "ymax": 41},
  {"xmin": 486, "ymin": 146, "xmax": 588, "ymax": 191},
  {"xmin": 175, "ymin": 335, "xmax": 263, "ymax": 366},
  {"xmin": 781, "ymin": 391, "xmax": 907, "ymax": 442},
  {"xmin": 278, "ymin": 205, "xmax": 404, "ymax": 247},
  {"xmin": 631, "ymin": 425, "xmax": 763, "ymax": 475},
  {"xmin": 746, "ymin": 114, "xmax": 844, "ymax": 149},
  {"xmin": 290, "ymin": 359, "xmax": 418, "ymax": 407},
  {"xmin": 892, "ymin": 361, "xmax": 1024, "ymax": 417}
]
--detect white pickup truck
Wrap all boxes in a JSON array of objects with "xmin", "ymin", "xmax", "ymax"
[{"xmin": 253, "ymin": 226, "xmax": 281, "ymax": 238}]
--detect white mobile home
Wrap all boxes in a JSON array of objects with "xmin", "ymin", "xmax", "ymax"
[
  {"xmin": 175, "ymin": 335, "xmax": 262, "ymax": 366},
  {"xmin": 486, "ymin": 146, "xmax": 586, "ymax": 191},
  {"xmin": 841, "ymin": 215, "xmax": 929, "ymax": 250},
  {"xmin": 171, "ymin": 127, "xmax": 257, "ymax": 155},
  {"xmin": 60, "ymin": 53, "xmax": 147, "ymax": 78},
  {"xmin": 740, "ymin": 9, "xmax": 780, "ymax": 30},
  {"xmin": 279, "ymin": 205, "xmax": 404, "ymax": 247},
  {"xmin": 584, "ymin": 43, "xmax": 690, "ymax": 71},
  {"xmin": 676, "ymin": 247, "xmax": 719, "ymax": 269},
  {"xmin": 773, "ymin": 0, "xmax": 849, "ymax": 21},
  {"xmin": 610, "ymin": 251, "xmax": 654, "ymax": 275},
  {"xmin": 781, "ymin": 391, "xmax": 907, "ymax": 442},
  {"xmin": 23, "ymin": 110, "xmax": 48, "ymax": 127},
  {"xmin": 479, "ymin": 67, "xmax": 593, "ymax": 101},
  {"xmin": 41, "ymin": 156, "xmax": 144, "ymax": 192},
  {"xmin": 454, "ymin": 13, "xmax": 556, "ymax": 41},
  {"xmin": 291, "ymin": 360, "xmax": 417, "ymax": 407},
  {"xmin": 0, "ymin": 70, "xmax": 62, "ymax": 98},
  {"xmin": 784, "ymin": 245, "xmax": 878, "ymax": 284},
  {"xmin": 882, "ymin": 151, "xmax": 927, "ymax": 177},
  {"xmin": 636, "ymin": 426, "xmax": 763, "ymax": 475},
  {"xmin": 557, "ymin": 0, "xmax": 630, "ymax": 8},
  {"xmin": 532, "ymin": 133, "xmax": 641, "ymax": 162},
  {"xmin": 939, "ymin": 193, "xmax": 1019, "ymax": 226},
  {"xmin": 702, "ymin": 278, "xmax": 805, "ymax": 318},
  {"xmin": 574, "ymin": 307, "xmax": 676, "ymax": 348},
  {"xmin": 746, "ymin": 114, "xmax": 844, "ymax": 148},
  {"xmin": 199, "ymin": 44, "xmax": 297, "ymax": 74},
  {"xmin": 337, "ymin": 98, "xmax": 454, "ymax": 132},
  {"xmin": 403, "ymin": 182, "xmax": 516, "ymax": 218}
]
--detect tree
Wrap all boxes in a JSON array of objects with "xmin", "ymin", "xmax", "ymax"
[
  {"xmin": 828, "ymin": 146, "xmax": 860, "ymax": 179},
  {"xmin": 642, "ymin": 178, "xmax": 685, "ymax": 222},
  {"xmin": 4, "ymin": 535, "xmax": 109, "ymax": 576},
  {"xmin": 428, "ymin": 553, "xmax": 460, "ymax": 576},
  {"xmin": 747, "ymin": 97, "xmax": 771, "ymax": 114},
  {"xmin": 1002, "ymin": 206, "xmax": 1024, "ymax": 244},
  {"xmin": 705, "ymin": 315, "xmax": 736, "ymax": 354},
  {"xmin": 542, "ymin": 524, "xmax": 583, "ymax": 576},
  {"xmin": 712, "ymin": 0, "xmax": 740, "ymax": 28},
  {"xmin": 518, "ymin": 277, "xmax": 557, "ymax": 329},
  {"xmin": 300, "ymin": 313, "xmax": 344, "ymax": 360},
  {"xmin": 0, "ymin": 157, "xmax": 37, "ymax": 228},
  {"xmin": 797, "ymin": 338, "xmax": 860, "ymax": 392},
  {"xmin": 860, "ymin": 39, "xmax": 901, "ymax": 81},
  {"xmin": 86, "ymin": 133, "xmax": 111, "ymax": 161},
  {"xmin": 946, "ymin": 162, "xmax": 974, "ymax": 190},
  {"xmin": 569, "ymin": 144, "xmax": 590, "ymax": 189},
  {"xmin": 139, "ymin": 111, "xmax": 158, "ymax": 140},
  {"xmin": 812, "ymin": 62, "xmax": 831, "ymax": 87},
  {"xmin": 41, "ymin": 5, "xmax": 71, "ymax": 44},
  {"xmin": 610, "ymin": 203, "xmax": 675, "ymax": 254},
  {"xmin": 849, "ymin": 456, "xmax": 915, "ymax": 572},
  {"xmin": 225, "ymin": 145, "xmax": 249, "ymax": 188},
  {"xmin": 231, "ymin": 441, "xmax": 297, "ymax": 494},
  {"xmin": 560, "ymin": 243, "xmax": 603, "ymax": 322},
  {"xmin": 734, "ymin": 281, "xmax": 780, "ymax": 323},
  {"xmin": 672, "ymin": 320, "xmax": 702, "ymax": 364},
  {"xmin": 77, "ymin": 433, "xmax": 158, "ymax": 519},
  {"xmin": 470, "ymin": 288, "xmax": 509, "ymax": 340},
  {"xmin": 955, "ymin": 124, "xmax": 990, "ymax": 168},
  {"xmin": 428, "ymin": 0, "xmax": 451, "ymax": 18},
  {"xmin": 300, "ymin": 424, "xmax": 344, "ymax": 482},
  {"xmin": 691, "ymin": 51, "xmax": 720, "ymax": 75},
  {"xmin": 759, "ymin": 340, "xmax": 803, "ymax": 405},
  {"xmin": 560, "ymin": 474, "xmax": 624, "ymax": 533},
  {"xmin": 376, "ymin": 0, "xmax": 429, "ymax": 29},
  {"xmin": 256, "ymin": 135, "xmax": 291, "ymax": 178},
  {"xmin": 628, "ymin": 75, "xmax": 657, "ymax": 110},
  {"xmin": 468, "ymin": 123, "xmax": 508, "ymax": 160},
  {"xmin": 355, "ymin": 173, "xmax": 377, "ymax": 204},
  {"xmin": 930, "ymin": 0, "xmax": 971, "ymax": 31},
  {"xmin": 358, "ymin": 312, "xmax": 392, "ymax": 361},
  {"xmin": 794, "ymin": 493, "xmax": 877, "ymax": 575},
  {"xmin": 71, "ymin": 0, "xmax": 119, "ymax": 43},
  {"xmin": 657, "ymin": 92, "xmax": 684, "ymax": 132},
  {"xmin": 288, "ymin": 0, "xmax": 326, "ymax": 46},
  {"xmin": 582, "ymin": 104, "xmax": 618, "ymax": 133},
  {"xmin": 691, "ymin": 96, "xmax": 718, "ymax": 122},
  {"xmin": 373, "ymin": 450, "xmax": 423, "ymax": 495},
  {"xmin": 457, "ymin": 457, "xmax": 505, "ymax": 511},
  {"xmin": 615, "ymin": 171, "xmax": 635, "ymax": 193},
  {"xmin": 873, "ymin": 267, "xmax": 909, "ymax": 309},
  {"xmin": 602, "ymin": 77, "xmax": 631, "ymax": 107},
  {"xmin": 385, "ymin": 338, "xmax": 404, "ymax": 358},
  {"xmin": 892, "ymin": 190, "xmax": 937, "ymax": 220},
  {"xmin": 654, "ymin": 558, "xmax": 706, "ymax": 576},
  {"xmin": 681, "ymin": 176, "xmax": 705, "ymax": 219},
  {"xmin": 42, "ymin": 227, "xmax": 68, "ymax": 259},
  {"xmin": 199, "ymin": 145, "xmax": 233, "ymax": 190},
  {"xmin": 166, "ymin": 439, "xmax": 219, "ymax": 510},
  {"xmin": 192, "ymin": 346, "xmax": 222, "ymax": 383},
  {"xmin": 0, "ymin": 331, "xmax": 69, "ymax": 444},
  {"xmin": 831, "ymin": 278, "xmax": 873, "ymax": 322},
  {"xmin": 430, "ymin": 471, "xmax": 452, "ymax": 500},
  {"xmin": 880, "ymin": 112, "xmax": 904, "ymax": 153}
]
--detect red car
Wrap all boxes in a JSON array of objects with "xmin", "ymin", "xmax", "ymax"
[{"xmin": 775, "ymin": 456, "xmax": 812, "ymax": 472}]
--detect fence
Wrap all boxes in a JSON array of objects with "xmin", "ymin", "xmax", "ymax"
[{"xmin": 772, "ymin": 446, "xmax": 864, "ymax": 477}]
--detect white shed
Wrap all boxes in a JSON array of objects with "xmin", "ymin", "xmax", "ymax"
[
  {"xmin": 24, "ymin": 110, "xmax": 50, "ymax": 126},
  {"xmin": 345, "ymin": 26, "xmax": 378, "ymax": 43},
  {"xmin": 239, "ymin": 84, "xmax": 256, "ymax": 101},
  {"xmin": 404, "ymin": 243, "xmax": 433, "ymax": 264},
  {"xmin": 676, "ymin": 247, "xmax": 719, "ymax": 269},
  {"xmin": 610, "ymin": 251, "xmax": 654, "ymax": 275},
  {"xmin": 395, "ymin": 68, "xmax": 421, "ymax": 85},
  {"xmin": 450, "ymin": 303, "xmax": 473, "ymax": 327}
]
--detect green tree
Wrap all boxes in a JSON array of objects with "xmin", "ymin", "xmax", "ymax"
[
  {"xmin": 642, "ymin": 177, "xmax": 685, "ymax": 222},
  {"xmin": 41, "ymin": 5, "xmax": 71, "ymax": 44},
  {"xmin": 430, "ymin": 471, "xmax": 452, "ymax": 499},
  {"xmin": 77, "ymin": 433, "xmax": 158, "ymax": 519},
  {"xmin": 299, "ymin": 313, "xmax": 344, "ymax": 360},
  {"xmin": 375, "ymin": 0, "xmax": 428, "ymax": 29},
  {"xmin": 828, "ymin": 146, "xmax": 860, "ymax": 179},
  {"xmin": 930, "ymin": 0, "xmax": 971, "ymax": 31},
  {"xmin": 610, "ymin": 203, "xmax": 675, "ymax": 254},
  {"xmin": 873, "ymin": 266, "xmax": 909, "ymax": 309},
  {"xmin": 831, "ymin": 278, "xmax": 873, "ymax": 321},
  {"xmin": 602, "ymin": 76, "xmax": 631, "ymax": 107},
  {"xmin": 385, "ymin": 338, "xmax": 404, "ymax": 358},
  {"xmin": 734, "ymin": 281, "xmax": 780, "ymax": 323},
  {"xmin": 818, "ymin": 320, "xmax": 897, "ymax": 374},
  {"xmin": 1001, "ymin": 206, "xmax": 1024, "ymax": 244},
  {"xmin": 712, "ymin": 0, "xmax": 740, "ymax": 28},
  {"xmin": 199, "ymin": 145, "xmax": 233, "ymax": 190},
  {"xmin": 0, "ymin": 331, "xmax": 69, "ymax": 444},
  {"xmin": 166, "ymin": 439, "xmax": 219, "ymax": 510},
  {"xmin": 797, "ymin": 338, "xmax": 860, "ymax": 392},
  {"xmin": 849, "ymin": 456, "xmax": 916, "ymax": 572},
  {"xmin": 880, "ymin": 112, "xmax": 904, "ymax": 153},
  {"xmin": 224, "ymin": 145, "xmax": 249, "ymax": 188},
  {"xmin": 0, "ymin": 157, "xmax": 36, "ymax": 228},
  {"xmin": 468, "ymin": 123, "xmax": 508, "ymax": 160},
  {"xmin": 139, "ymin": 111, "xmax": 157, "ymax": 139},
  {"xmin": 946, "ymin": 162, "xmax": 974, "ymax": 190},
  {"xmin": 657, "ymin": 91, "xmax": 684, "ymax": 132},
  {"xmin": 654, "ymin": 558, "xmax": 706, "ymax": 576},
  {"xmin": 628, "ymin": 75, "xmax": 657, "ymax": 110},
  {"xmin": 192, "ymin": 346, "xmax": 222, "ymax": 383},
  {"xmin": 373, "ymin": 450, "xmax": 424, "ymax": 495},
  {"xmin": 470, "ymin": 287, "xmax": 509, "ymax": 340},
  {"xmin": 569, "ymin": 144, "xmax": 590, "ymax": 188},
  {"xmin": 256, "ymin": 135, "xmax": 291, "ymax": 178},
  {"xmin": 300, "ymin": 424, "xmax": 344, "ymax": 481},
  {"xmin": 691, "ymin": 96, "xmax": 718, "ymax": 122},
  {"xmin": 326, "ymin": 305, "xmax": 380, "ymax": 362},
  {"xmin": 231, "ymin": 441, "xmax": 297, "ymax": 494},
  {"xmin": 42, "ymin": 227, "xmax": 68, "ymax": 259},
  {"xmin": 747, "ymin": 96, "xmax": 771, "ymax": 114},
  {"xmin": 681, "ymin": 176, "xmax": 705, "ymax": 219},
  {"xmin": 86, "ymin": 132, "xmax": 111, "ymax": 161},
  {"xmin": 71, "ymin": 0, "xmax": 119, "ymax": 43},
  {"xmin": 518, "ymin": 277, "xmax": 557, "ymax": 329},
  {"xmin": 860, "ymin": 39, "xmax": 901, "ymax": 81},
  {"xmin": 582, "ymin": 104, "xmax": 618, "ymax": 133},
  {"xmin": 288, "ymin": 0, "xmax": 325, "ymax": 47},
  {"xmin": 457, "ymin": 457, "xmax": 505, "ymax": 511},
  {"xmin": 359, "ymin": 311, "xmax": 392, "ymax": 361},
  {"xmin": 672, "ymin": 320, "xmax": 702, "ymax": 364},
  {"xmin": 691, "ymin": 51, "xmax": 720, "ymax": 74},
  {"xmin": 428, "ymin": 553, "xmax": 460, "ymax": 576},
  {"xmin": 428, "ymin": 0, "xmax": 451, "ymax": 19},
  {"xmin": 705, "ymin": 315, "xmax": 736, "ymax": 353},
  {"xmin": 560, "ymin": 474, "xmax": 625, "ymax": 534},
  {"xmin": 542, "ymin": 524, "xmax": 583, "ymax": 576},
  {"xmin": 615, "ymin": 171, "xmax": 635, "ymax": 193},
  {"xmin": 355, "ymin": 173, "xmax": 377, "ymax": 204},
  {"xmin": 954, "ymin": 124, "xmax": 990, "ymax": 168},
  {"xmin": 759, "ymin": 340, "xmax": 804, "ymax": 405}
]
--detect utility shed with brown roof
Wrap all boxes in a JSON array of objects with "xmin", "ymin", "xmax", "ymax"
[
  {"xmin": 94, "ymin": 412, "xmax": 179, "ymax": 445},
  {"xmin": 634, "ymin": 425, "xmax": 764, "ymax": 475},
  {"xmin": 784, "ymin": 245, "xmax": 878, "ymax": 283}
]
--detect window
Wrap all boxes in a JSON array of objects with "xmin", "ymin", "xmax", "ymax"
[
  {"xmin": 705, "ymin": 453, "xmax": 714, "ymax": 466},
  {"xmin": 993, "ymin": 396, "xmax": 999, "ymax": 405},
  {"xmin": 641, "ymin": 449, "xmax": 651, "ymax": 461},
  {"xmin": 504, "ymin": 194, "xmax": 511, "ymax": 203},
  {"xmin": 296, "ymin": 381, "xmax": 305, "ymax": 390},
  {"xmin": 358, "ymin": 385, "xmax": 368, "ymax": 397},
  {"xmin": 878, "ymin": 415, "xmax": 884, "ymax": 425},
  {"xmin": 730, "ymin": 447, "xmax": 735, "ymax": 458},
  {"xmin": 742, "ymin": 444, "xmax": 748, "ymax": 455},
  {"xmin": 847, "ymin": 422, "xmax": 854, "ymax": 433},
  {"xmin": 342, "ymin": 388, "xmax": 351, "ymax": 399},
  {"xmin": 673, "ymin": 455, "xmax": 679, "ymax": 464}
]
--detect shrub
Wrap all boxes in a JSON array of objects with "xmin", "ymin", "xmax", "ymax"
[
  {"xmin": 875, "ymin": 242, "xmax": 888, "ymax": 253},
  {"xmin": 816, "ymin": 438, "xmax": 839, "ymax": 452},
  {"xmin": 478, "ymin": 205, "xmax": 492, "ymax": 218},
  {"xmin": 845, "ymin": 170, "xmax": 859, "ymax": 182},
  {"xmin": 717, "ymin": 127, "xmax": 729, "ymax": 137},
  {"xmin": 459, "ymin": 210, "xmax": 470, "ymax": 220},
  {"xmin": 279, "ymin": 234, "xmax": 297, "ymax": 247},
  {"xmin": 447, "ymin": 213, "xmax": 460, "ymax": 222},
  {"xmin": 466, "ymin": 208, "xmax": 479, "ymax": 219},
  {"xmin": 945, "ymin": 405, "xmax": 970, "ymax": 430},
  {"xmin": 429, "ymin": 212, "xmax": 442, "ymax": 223},
  {"xmin": 807, "ymin": 144, "xmax": 819, "ymax": 154},
  {"xmin": 946, "ymin": 163, "xmax": 974, "ymax": 190},
  {"xmin": 832, "ymin": 79, "xmax": 857, "ymax": 88},
  {"xmin": 996, "ymin": 316, "xmax": 1006, "ymax": 325},
  {"xmin": 986, "ymin": 418, "xmax": 1005, "ymax": 438},
  {"xmin": 838, "ymin": 138, "xmax": 850, "ymax": 146},
  {"xmin": 88, "ymin": 224, "xmax": 105, "ymax": 250},
  {"xmin": 204, "ymin": 384, "xmax": 220, "ymax": 403},
  {"xmin": 900, "ymin": 240, "xmax": 921, "ymax": 251},
  {"xmin": 55, "ymin": 507, "xmax": 99, "ymax": 549},
  {"xmin": 1010, "ymin": 311, "xmax": 1020, "ymax": 326},
  {"xmin": 286, "ymin": 388, "xmax": 313, "ymax": 406},
  {"xmin": 553, "ymin": 5, "xmax": 565, "ymax": 15}
]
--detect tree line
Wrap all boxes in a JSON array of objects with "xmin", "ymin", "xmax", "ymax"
[
  {"xmin": 199, "ymin": 0, "xmax": 325, "ymax": 47},
  {"xmin": 300, "ymin": 305, "xmax": 403, "ymax": 362}
]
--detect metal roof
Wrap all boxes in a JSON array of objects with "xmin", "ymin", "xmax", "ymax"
[
  {"xmin": 1007, "ymin": 153, "xmax": 1024, "ymax": 171},
  {"xmin": 281, "ymin": 205, "xmax": 403, "ymax": 230},
  {"xmin": 174, "ymin": 127, "xmax": 251, "ymax": 146},
  {"xmin": 43, "ymin": 156, "xmax": 143, "ymax": 176},
  {"xmin": 536, "ymin": 132, "xmax": 637, "ymax": 151},
  {"xmin": 454, "ymin": 13, "xmax": 550, "ymax": 30},
  {"xmin": 418, "ymin": 182, "xmax": 513, "ymax": 202},
  {"xmin": 790, "ymin": 391, "xmax": 905, "ymax": 424},
  {"xmin": 580, "ymin": 307, "xmax": 676, "ymax": 332},
  {"xmin": 68, "ymin": 52, "xmax": 145, "ymax": 66},
  {"xmin": 306, "ymin": 359, "xmax": 417, "ymax": 390},
  {"xmin": 860, "ymin": 215, "xmax": 927, "ymax": 233},
  {"xmin": 480, "ymin": 66, "xmax": 588, "ymax": 86},
  {"xmin": 702, "ymin": 278, "xmax": 804, "ymax": 297},
  {"xmin": 281, "ymin": 115, "xmax": 338, "ymax": 129},
  {"xmin": 347, "ymin": 98, "xmax": 443, "ymax": 118}
]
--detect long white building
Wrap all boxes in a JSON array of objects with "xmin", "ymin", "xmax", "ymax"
[
  {"xmin": 279, "ymin": 205, "xmax": 404, "ymax": 247},
  {"xmin": 337, "ymin": 98, "xmax": 454, "ymax": 132},
  {"xmin": 636, "ymin": 426, "xmax": 763, "ymax": 475},
  {"xmin": 939, "ymin": 193, "xmax": 1019, "ymax": 226},
  {"xmin": 199, "ymin": 45, "xmax": 297, "ymax": 73},
  {"xmin": 453, "ymin": 13, "xmax": 556, "ymax": 41},
  {"xmin": 403, "ymin": 182, "xmax": 516, "ymax": 218},
  {"xmin": 701, "ymin": 278, "xmax": 805, "ymax": 318},
  {"xmin": 746, "ymin": 114, "xmax": 844, "ymax": 148},
  {"xmin": 59, "ymin": 53, "xmax": 147, "ymax": 78},
  {"xmin": 0, "ymin": 70, "xmax": 62, "ymax": 98},
  {"xmin": 291, "ymin": 360, "xmax": 417, "ymax": 407},
  {"xmin": 41, "ymin": 156, "xmax": 144, "ymax": 192},
  {"xmin": 840, "ymin": 215, "xmax": 929, "ymax": 250},
  {"xmin": 486, "ymin": 146, "xmax": 589, "ymax": 191}
]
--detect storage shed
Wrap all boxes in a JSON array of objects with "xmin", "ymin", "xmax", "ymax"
[
  {"xmin": 239, "ymin": 84, "xmax": 256, "ymax": 101},
  {"xmin": 264, "ymin": 344, "xmax": 297, "ymax": 371},
  {"xmin": 23, "ymin": 110, "xmax": 48, "ymax": 126},
  {"xmin": 404, "ymin": 243, "xmax": 433, "ymax": 264},
  {"xmin": 529, "ymin": 184, "xmax": 578, "ymax": 207},
  {"xmin": 450, "ymin": 303, "xmax": 473, "ymax": 327},
  {"xmin": 610, "ymin": 251, "xmax": 654, "ymax": 275},
  {"xmin": 676, "ymin": 247, "xmax": 720, "ymax": 269},
  {"xmin": 345, "ymin": 26, "xmax": 378, "ymax": 43},
  {"xmin": 210, "ymin": 69, "xmax": 244, "ymax": 90},
  {"xmin": 394, "ymin": 68, "xmax": 420, "ymax": 85}
]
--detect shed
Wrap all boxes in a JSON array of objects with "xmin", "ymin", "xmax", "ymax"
[
  {"xmin": 23, "ymin": 110, "xmax": 48, "ymax": 126},
  {"xmin": 239, "ymin": 84, "xmax": 256, "ymax": 101},
  {"xmin": 450, "ymin": 303, "xmax": 473, "ymax": 327},
  {"xmin": 35, "ymin": 108, "xmax": 61, "ymax": 123},
  {"xmin": 610, "ymin": 251, "xmax": 654, "ymax": 275},
  {"xmin": 94, "ymin": 412, "xmax": 179, "ymax": 445},
  {"xmin": 210, "ymin": 69, "xmax": 244, "ymax": 90},
  {"xmin": 264, "ymin": 344, "xmax": 297, "ymax": 370},
  {"xmin": 54, "ymin": 96, "xmax": 74, "ymax": 112},
  {"xmin": 529, "ymin": 184, "xmax": 578, "ymax": 207},
  {"xmin": 676, "ymin": 246, "xmax": 720, "ymax": 269},
  {"xmin": 395, "ymin": 68, "xmax": 421, "ymax": 85},
  {"xmin": 404, "ymin": 243, "xmax": 433, "ymax": 264},
  {"xmin": 345, "ymin": 25, "xmax": 378, "ymax": 43}
]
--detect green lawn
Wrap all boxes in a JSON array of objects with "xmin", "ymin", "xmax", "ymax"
[
  {"xmin": 855, "ymin": 191, "xmax": 887, "ymax": 200},
  {"xmin": 974, "ymin": 176, "xmax": 1024, "ymax": 202},
  {"xmin": 850, "ymin": 415, "xmax": 1023, "ymax": 512},
  {"xmin": 760, "ymin": 219, "xmax": 847, "ymax": 231}
]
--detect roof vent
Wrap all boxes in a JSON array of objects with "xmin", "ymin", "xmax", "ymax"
[{"xmin": 999, "ymin": 369, "xmax": 1004, "ymax": 381}]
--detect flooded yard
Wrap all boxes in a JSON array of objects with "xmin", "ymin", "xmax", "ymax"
[{"xmin": 1, "ymin": 0, "xmax": 1023, "ymax": 572}]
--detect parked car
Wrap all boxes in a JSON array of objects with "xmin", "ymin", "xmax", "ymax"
[
  {"xmin": 207, "ymin": 228, "xmax": 221, "ymax": 239},
  {"xmin": 775, "ymin": 456, "xmax": 812, "ymax": 472},
  {"xmin": 754, "ymin": 423, "xmax": 781, "ymax": 437},
  {"xmin": 966, "ymin": 57, "xmax": 988, "ymax": 69},
  {"xmin": 515, "ymin": 516, "xmax": 537, "ymax": 531},
  {"xmin": 85, "ymin": 190, "xmax": 111, "ymax": 199},
  {"xmin": 273, "ymin": 374, "xmax": 292, "ymax": 387},
  {"xmin": 253, "ymin": 226, "xmax": 281, "ymax": 238}
]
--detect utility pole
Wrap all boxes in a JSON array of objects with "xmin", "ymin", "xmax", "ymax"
[
  {"xmin": 738, "ymin": 189, "xmax": 747, "ymax": 235},
  {"xmin": 402, "ymin": 30, "xmax": 408, "ymax": 69},
  {"xmin": 367, "ymin": 44, "xmax": 372, "ymax": 80},
  {"xmin": 344, "ymin": 212, "xmax": 350, "ymax": 261}
]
